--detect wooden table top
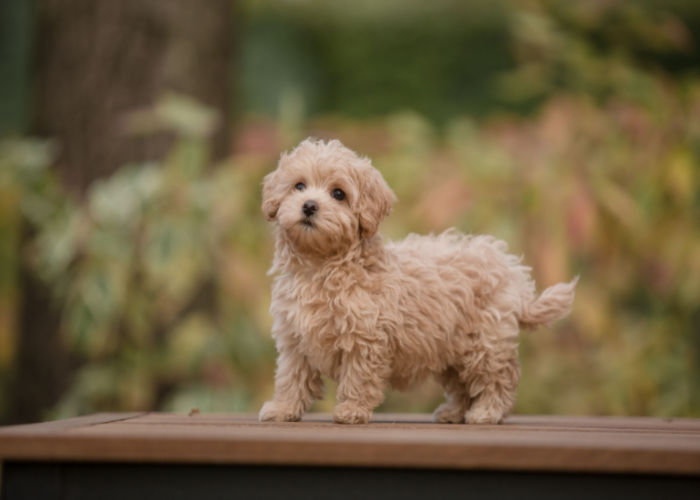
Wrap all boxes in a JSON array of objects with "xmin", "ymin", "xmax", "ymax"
[{"xmin": 1, "ymin": 413, "xmax": 699, "ymax": 475}]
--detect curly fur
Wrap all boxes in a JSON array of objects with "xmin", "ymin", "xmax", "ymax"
[{"xmin": 259, "ymin": 138, "xmax": 577, "ymax": 424}]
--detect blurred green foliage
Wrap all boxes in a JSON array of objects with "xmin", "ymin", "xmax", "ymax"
[
  {"xmin": 1, "ymin": 95, "xmax": 277, "ymax": 417},
  {"xmin": 240, "ymin": 0, "xmax": 700, "ymax": 122},
  {"xmin": 1, "ymin": 0, "xmax": 699, "ymax": 419},
  {"xmin": 240, "ymin": 0, "xmax": 514, "ymax": 122}
]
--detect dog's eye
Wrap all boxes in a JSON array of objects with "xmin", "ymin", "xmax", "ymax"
[
  {"xmin": 331, "ymin": 188, "xmax": 346, "ymax": 201},
  {"xmin": 295, "ymin": 182, "xmax": 306, "ymax": 191}
]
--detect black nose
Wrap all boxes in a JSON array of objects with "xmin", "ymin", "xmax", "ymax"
[{"xmin": 302, "ymin": 200, "xmax": 318, "ymax": 217}]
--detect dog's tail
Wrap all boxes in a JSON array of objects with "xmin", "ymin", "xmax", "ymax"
[{"xmin": 519, "ymin": 277, "xmax": 578, "ymax": 330}]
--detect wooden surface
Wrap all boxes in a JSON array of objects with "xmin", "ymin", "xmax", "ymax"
[{"xmin": 1, "ymin": 413, "xmax": 699, "ymax": 475}]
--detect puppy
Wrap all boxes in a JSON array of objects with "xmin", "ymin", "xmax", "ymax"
[{"xmin": 259, "ymin": 138, "xmax": 576, "ymax": 424}]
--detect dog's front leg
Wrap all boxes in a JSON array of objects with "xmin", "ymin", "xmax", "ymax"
[
  {"xmin": 259, "ymin": 347, "xmax": 323, "ymax": 422},
  {"xmin": 333, "ymin": 343, "xmax": 389, "ymax": 424}
]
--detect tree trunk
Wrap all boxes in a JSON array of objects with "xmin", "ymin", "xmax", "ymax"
[
  {"xmin": 33, "ymin": 0, "xmax": 233, "ymax": 194},
  {"xmin": 8, "ymin": 0, "xmax": 233, "ymax": 424}
]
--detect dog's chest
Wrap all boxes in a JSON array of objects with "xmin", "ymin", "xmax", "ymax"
[{"xmin": 273, "ymin": 271, "xmax": 379, "ymax": 372}]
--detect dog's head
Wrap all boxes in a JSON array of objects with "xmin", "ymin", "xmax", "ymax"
[{"xmin": 262, "ymin": 138, "xmax": 396, "ymax": 256}]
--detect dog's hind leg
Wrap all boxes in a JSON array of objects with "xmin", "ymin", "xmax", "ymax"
[
  {"xmin": 432, "ymin": 367, "xmax": 468, "ymax": 423},
  {"xmin": 464, "ymin": 370, "xmax": 518, "ymax": 424},
  {"xmin": 465, "ymin": 353, "xmax": 520, "ymax": 424},
  {"xmin": 461, "ymin": 336, "xmax": 520, "ymax": 424}
]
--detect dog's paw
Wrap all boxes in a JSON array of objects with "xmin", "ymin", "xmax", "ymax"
[
  {"xmin": 258, "ymin": 400, "xmax": 303, "ymax": 422},
  {"xmin": 465, "ymin": 406, "xmax": 504, "ymax": 425},
  {"xmin": 333, "ymin": 401, "xmax": 371, "ymax": 424},
  {"xmin": 432, "ymin": 402, "xmax": 466, "ymax": 424}
]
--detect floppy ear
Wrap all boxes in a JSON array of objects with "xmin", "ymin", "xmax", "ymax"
[
  {"xmin": 357, "ymin": 163, "xmax": 397, "ymax": 238},
  {"xmin": 261, "ymin": 167, "xmax": 284, "ymax": 221}
]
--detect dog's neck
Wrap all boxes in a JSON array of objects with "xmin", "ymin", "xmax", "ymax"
[{"xmin": 269, "ymin": 229, "xmax": 387, "ymax": 276}]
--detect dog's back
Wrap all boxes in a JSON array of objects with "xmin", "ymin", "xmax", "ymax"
[
  {"xmin": 385, "ymin": 229, "xmax": 536, "ymax": 326},
  {"xmin": 385, "ymin": 229, "xmax": 574, "ymax": 329}
]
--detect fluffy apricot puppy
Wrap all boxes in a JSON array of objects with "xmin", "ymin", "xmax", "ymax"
[{"xmin": 259, "ymin": 138, "xmax": 577, "ymax": 424}]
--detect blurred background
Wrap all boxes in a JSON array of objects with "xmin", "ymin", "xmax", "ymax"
[{"xmin": 0, "ymin": 0, "xmax": 698, "ymax": 424}]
